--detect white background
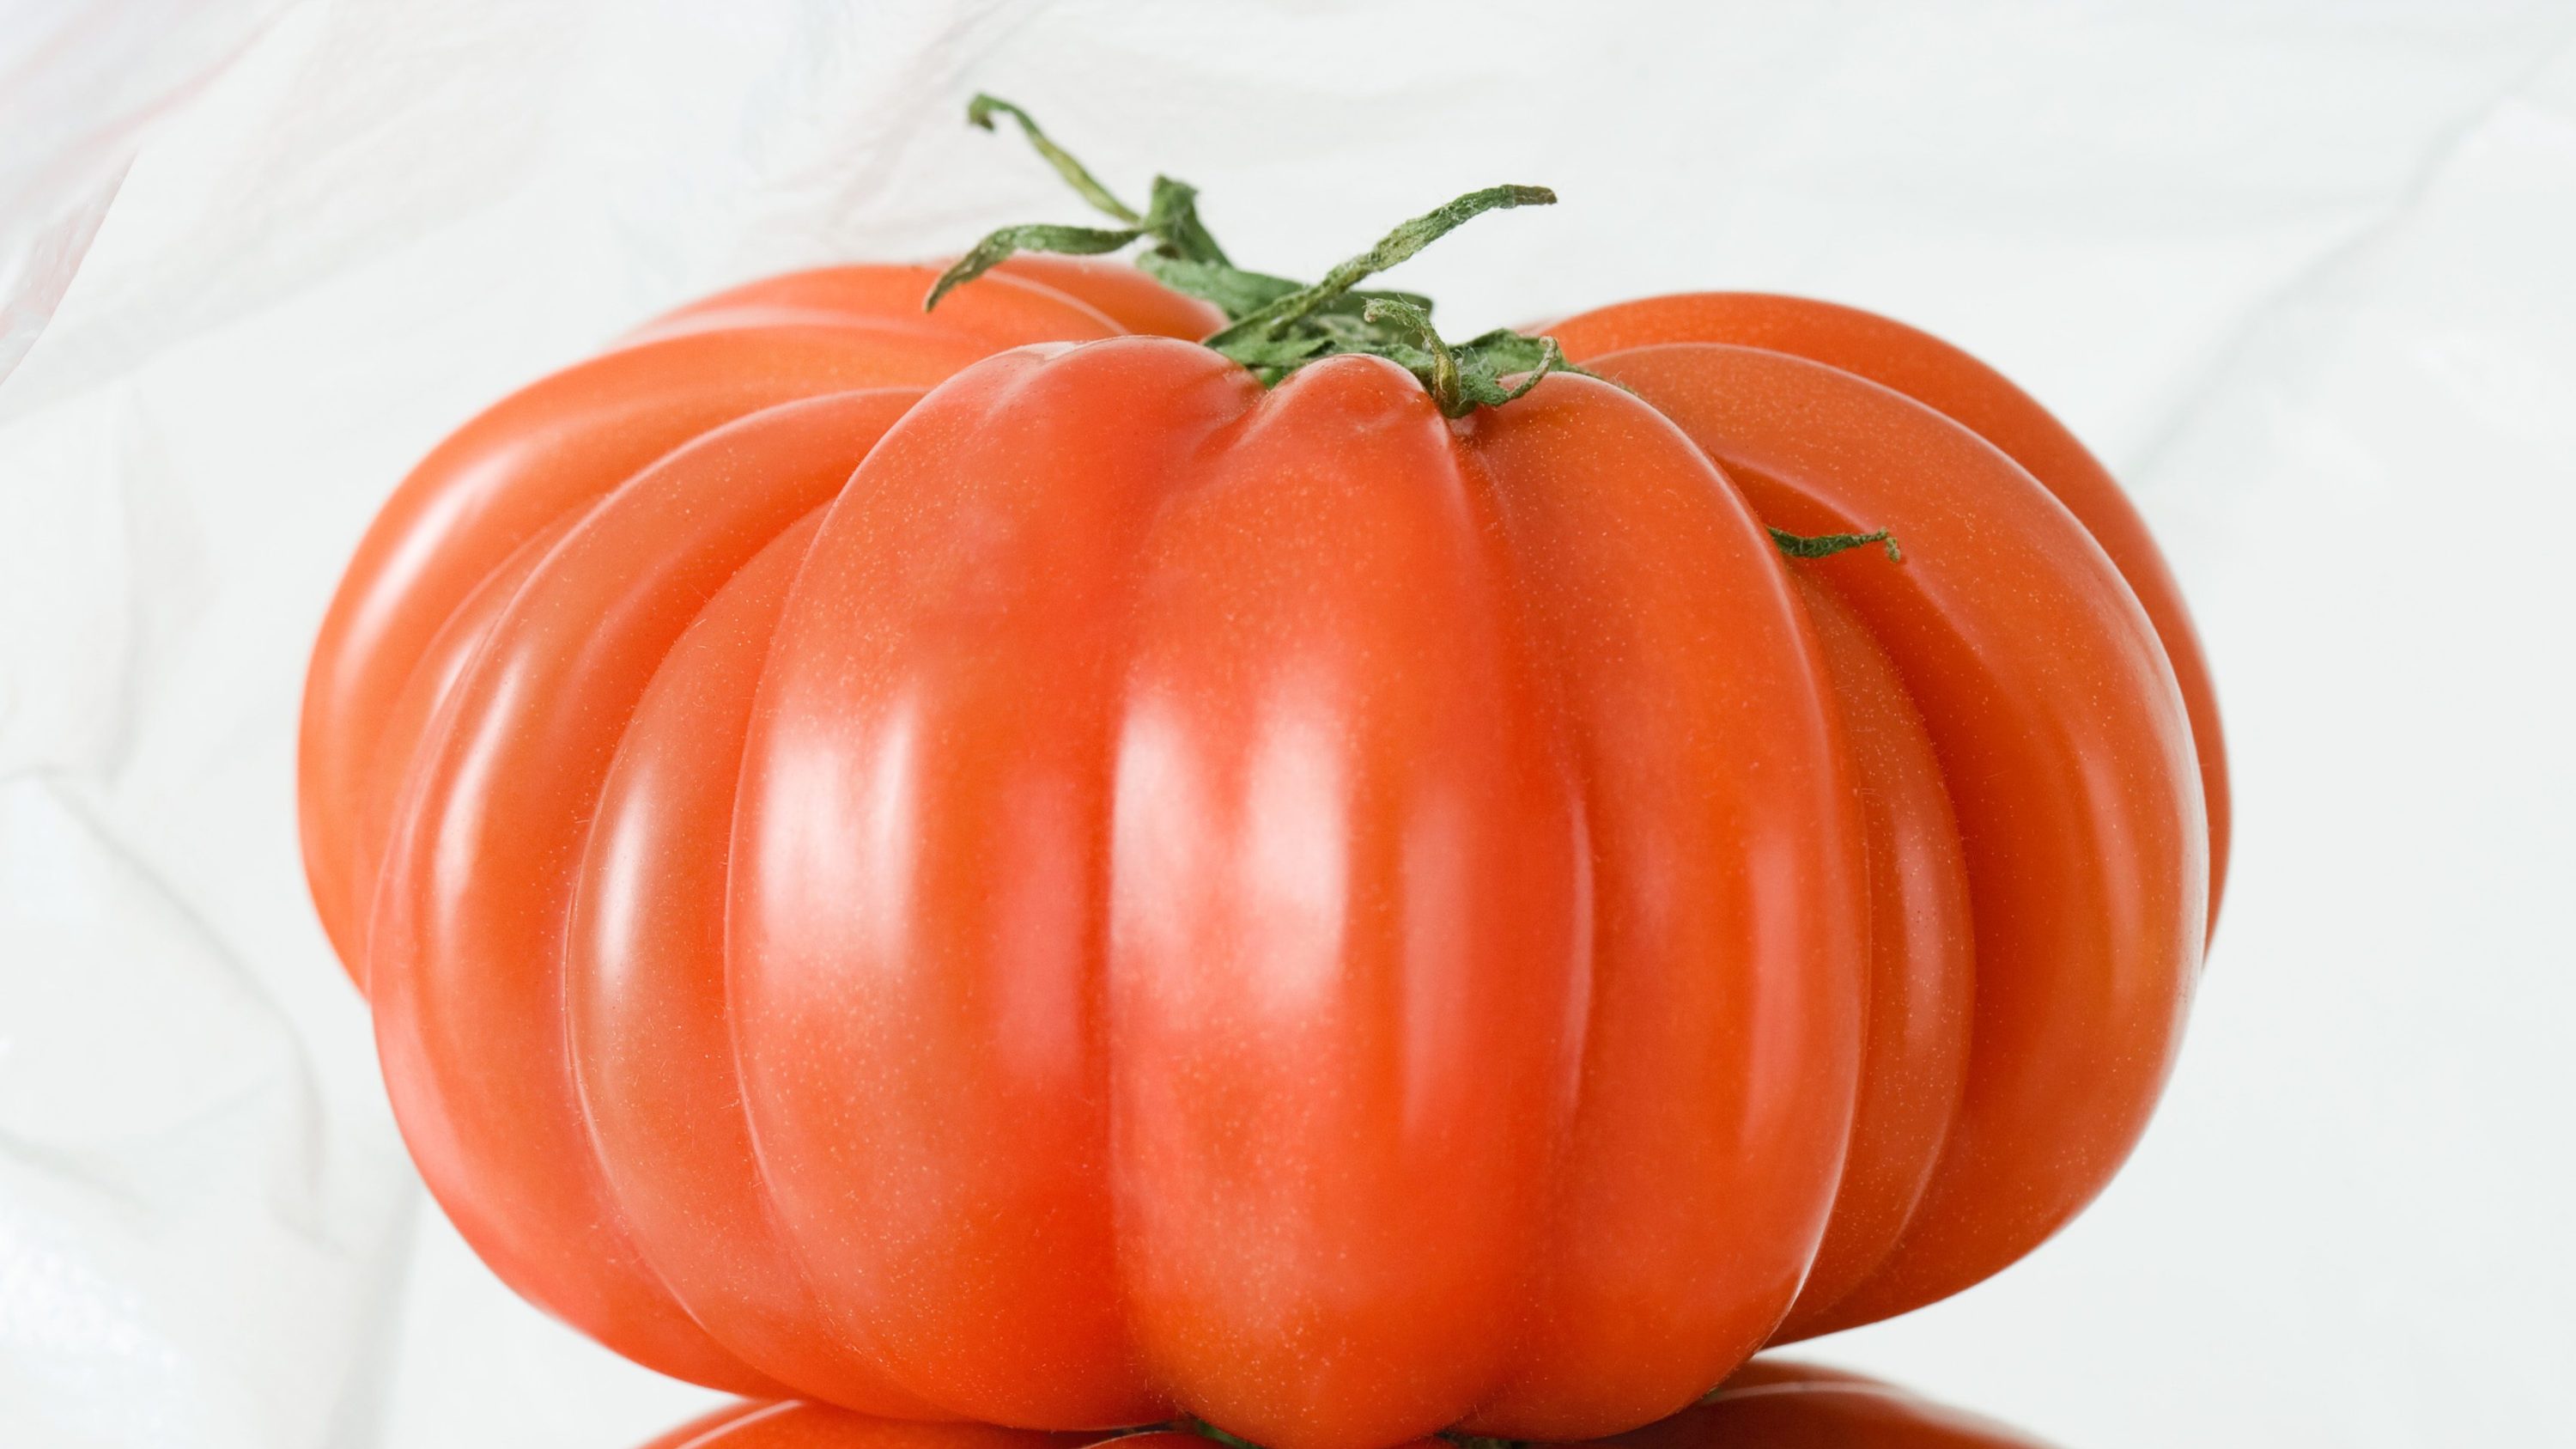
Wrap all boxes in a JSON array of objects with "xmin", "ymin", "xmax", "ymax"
[{"xmin": 4, "ymin": 3, "xmax": 2573, "ymax": 1446}]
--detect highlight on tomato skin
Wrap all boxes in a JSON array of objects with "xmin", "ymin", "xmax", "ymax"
[
  {"xmin": 298, "ymin": 97, "xmax": 2215, "ymax": 1449},
  {"xmin": 637, "ymin": 1363, "xmax": 2054, "ymax": 1449}
]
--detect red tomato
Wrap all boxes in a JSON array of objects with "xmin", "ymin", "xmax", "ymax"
[
  {"xmin": 301, "ymin": 258, "xmax": 2208, "ymax": 1449},
  {"xmin": 640, "ymin": 1362, "xmax": 2051, "ymax": 1449}
]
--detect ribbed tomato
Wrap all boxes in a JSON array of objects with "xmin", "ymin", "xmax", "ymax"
[
  {"xmin": 301, "ymin": 109, "xmax": 2215, "ymax": 1449},
  {"xmin": 640, "ymin": 1361, "xmax": 2054, "ymax": 1449}
]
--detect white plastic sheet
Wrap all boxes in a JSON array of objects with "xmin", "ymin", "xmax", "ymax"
[{"xmin": 3, "ymin": 3, "xmax": 2573, "ymax": 1446}]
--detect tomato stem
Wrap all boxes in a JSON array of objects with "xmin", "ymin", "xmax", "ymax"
[
  {"xmin": 962, "ymin": 95, "xmax": 1146, "ymax": 229},
  {"xmin": 1360, "ymin": 295, "xmax": 1578, "ymax": 418},
  {"xmin": 927, "ymin": 94, "xmax": 1585, "ymax": 413},
  {"xmin": 1768, "ymin": 526, "xmax": 1905, "ymax": 563}
]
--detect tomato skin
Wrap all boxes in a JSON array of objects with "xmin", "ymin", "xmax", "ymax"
[
  {"xmin": 1601, "ymin": 1361, "xmax": 2058, "ymax": 1449},
  {"xmin": 1580, "ymin": 345, "xmax": 2203, "ymax": 1337},
  {"xmin": 720, "ymin": 349, "xmax": 1862, "ymax": 1446},
  {"xmin": 302, "ymin": 264, "xmax": 2207, "ymax": 1449},
  {"xmin": 1766, "ymin": 575, "xmax": 1973, "ymax": 1343},
  {"xmin": 640, "ymin": 1363, "xmax": 2047, "ymax": 1449},
  {"xmin": 370, "ymin": 390, "xmax": 933, "ymax": 1395},
  {"xmin": 1546, "ymin": 294, "xmax": 2227, "ymax": 936},
  {"xmin": 1453, "ymin": 376, "xmax": 1863, "ymax": 1439},
  {"xmin": 301, "ymin": 265, "xmax": 1128, "ymax": 977},
  {"xmin": 634, "ymin": 1404, "xmax": 1103, "ymax": 1449},
  {"xmin": 729, "ymin": 340, "xmax": 1265, "ymax": 1428},
  {"xmin": 994, "ymin": 254, "xmax": 1230, "ymax": 338}
]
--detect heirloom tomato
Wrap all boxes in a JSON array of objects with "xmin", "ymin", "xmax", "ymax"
[{"xmin": 301, "ymin": 99, "xmax": 2216, "ymax": 1449}]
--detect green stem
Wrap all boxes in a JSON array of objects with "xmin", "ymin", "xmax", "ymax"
[
  {"xmin": 1360, "ymin": 296, "xmax": 1579, "ymax": 419},
  {"xmin": 926, "ymin": 95, "xmax": 1563, "ymax": 409},
  {"xmin": 930, "ymin": 96, "xmax": 1235, "ymax": 309},
  {"xmin": 926, "ymin": 220, "xmax": 1153, "ymax": 312},
  {"xmin": 1770, "ymin": 526, "xmax": 1904, "ymax": 563},
  {"xmin": 965, "ymin": 94, "xmax": 1143, "ymax": 224},
  {"xmin": 1205, "ymin": 186, "xmax": 1554, "ymax": 352}
]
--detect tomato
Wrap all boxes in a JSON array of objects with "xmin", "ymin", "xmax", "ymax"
[
  {"xmin": 639, "ymin": 1362, "xmax": 2051, "ymax": 1449},
  {"xmin": 632, "ymin": 1409, "xmax": 1103, "ymax": 1449},
  {"xmin": 302, "ymin": 222, "xmax": 2207, "ymax": 1449},
  {"xmin": 1602, "ymin": 1360, "xmax": 2058, "ymax": 1449}
]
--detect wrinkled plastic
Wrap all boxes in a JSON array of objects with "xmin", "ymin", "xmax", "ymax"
[
  {"xmin": 5, "ymin": 4, "xmax": 2575, "ymax": 1448},
  {"xmin": 0, "ymin": 0, "xmax": 288, "ymax": 382}
]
